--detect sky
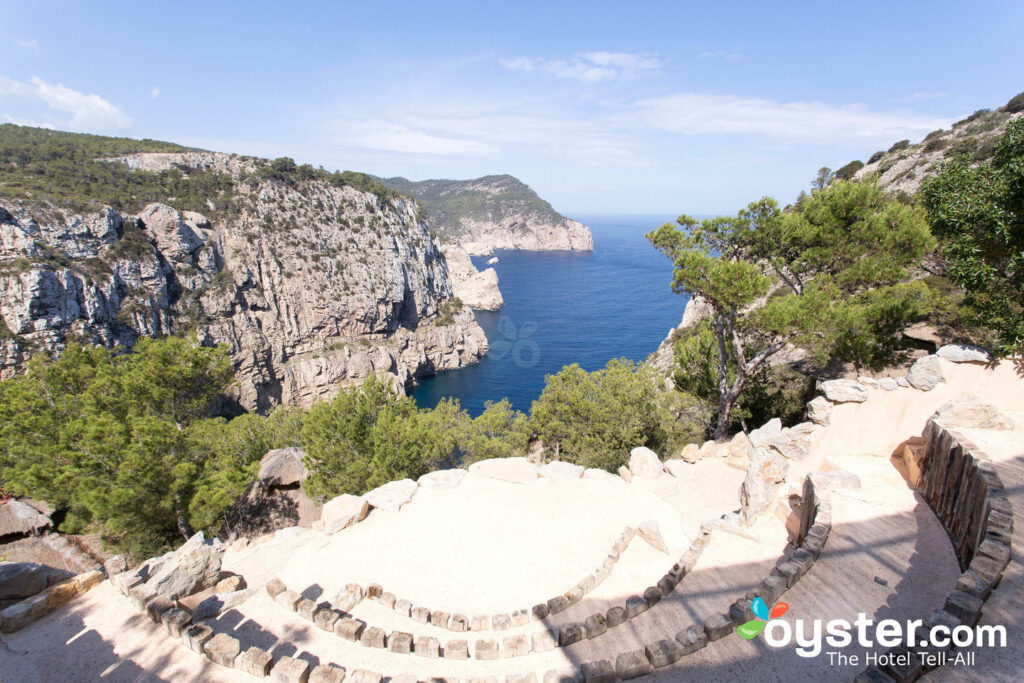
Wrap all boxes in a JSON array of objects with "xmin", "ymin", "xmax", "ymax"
[{"xmin": 1, "ymin": 1, "xmax": 1022, "ymax": 215}]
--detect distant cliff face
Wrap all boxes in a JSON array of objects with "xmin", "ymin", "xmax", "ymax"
[
  {"xmin": 377, "ymin": 174, "xmax": 593, "ymax": 254},
  {"xmin": 0, "ymin": 145, "xmax": 487, "ymax": 411}
]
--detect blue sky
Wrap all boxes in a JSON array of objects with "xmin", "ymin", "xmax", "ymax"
[{"xmin": 1, "ymin": 1, "xmax": 1021, "ymax": 215}]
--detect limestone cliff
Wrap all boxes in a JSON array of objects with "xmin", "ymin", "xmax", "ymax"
[
  {"xmin": 440, "ymin": 244, "xmax": 503, "ymax": 311},
  {"xmin": 377, "ymin": 174, "xmax": 593, "ymax": 255},
  {"xmin": 0, "ymin": 144, "xmax": 487, "ymax": 410}
]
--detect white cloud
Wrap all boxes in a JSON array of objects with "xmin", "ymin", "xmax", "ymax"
[
  {"xmin": 17, "ymin": 39, "xmax": 39, "ymax": 54},
  {"xmin": 150, "ymin": 86, "xmax": 160, "ymax": 98},
  {"xmin": 0, "ymin": 76, "xmax": 130, "ymax": 130},
  {"xmin": 699, "ymin": 49, "xmax": 743, "ymax": 62},
  {"xmin": 904, "ymin": 91, "xmax": 947, "ymax": 101},
  {"xmin": 633, "ymin": 92, "xmax": 951, "ymax": 143},
  {"xmin": 500, "ymin": 51, "xmax": 661, "ymax": 83}
]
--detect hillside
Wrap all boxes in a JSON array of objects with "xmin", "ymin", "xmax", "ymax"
[
  {"xmin": 0, "ymin": 125, "xmax": 487, "ymax": 410},
  {"xmin": 846, "ymin": 92, "xmax": 1024, "ymax": 195},
  {"xmin": 377, "ymin": 174, "xmax": 593, "ymax": 254}
]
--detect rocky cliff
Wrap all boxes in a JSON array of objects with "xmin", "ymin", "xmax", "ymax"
[
  {"xmin": 440, "ymin": 244, "xmax": 503, "ymax": 311},
  {"xmin": 377, "ymin": 174, "xmax": 593, "ymax": 255},
  {"xmin": 0, "ymin": 135, "xmax": 487, "ymax": 411}
]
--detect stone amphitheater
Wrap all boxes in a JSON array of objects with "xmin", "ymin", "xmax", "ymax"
[{"xmin": 1, "ymin": 345, "xmax": 1021, "ymax": 683}]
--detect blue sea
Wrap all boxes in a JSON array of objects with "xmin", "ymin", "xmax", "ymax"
[{"xmin": 411, "ymin": 215, "xmax": 692, "ymax": 416}]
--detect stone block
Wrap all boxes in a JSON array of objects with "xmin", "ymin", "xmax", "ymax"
[
  {"xmin": 657, "ymin": 575, "xmax": 676, "ymax": 595},
  {"xmin": 956, "ymin": 568, "xmax": 993, "ymax": 599},
  {"xmin": 348, "ymin": 671, "xmax": 382, "ymax": 683},
  {"xmin": 471, "ymin": 614, "xmax": 490, "ymax": 630},
  {"xmin": 335, "ymin": 616, "xmax": 365, "ymax": 641},
  {"xmin": 544, "ymin": 668, "xmax": 581, "ymax": 683},
  {"xmin": 270, "ymin": 656, "xmax": 311, "ymax": 683},
  {"xmin": 758, "ymin": 575, "xmax": 787, "ymax": 606},
  {"xmin": 704, "ymin": 613, "xmax": 733, "ymax": 641},
  {"xmin": 547, "ymin": 596, "xmax": 568, "ymax": 615},
  {"xmin": 475, "ymin": 638, "xmax": 500, "ymax": 660},
  {"xmin": 380, "ymin": 591, "xmax": 396, "ymax": 609},
  {"xmin": 564, "ymin": 587, "xmax": 582, "ymax": 606},
  {"xmin": 445, "ymin": 639, "xmax": 469, "ymax": 659},
  {"xmin": 395, "ymin": 598, "xmax": 412, "ymax": 617},
  {"xmin": 559, "ymin": 623, "xmax": 584, "ymax": 646},
  {"xmin": 431, "ymin": 610, "xmax": 451, "ymax": 629},
  {"xmin": 642, "ymin": 585, "xmax": 663, "ymax": 607},
  {"xmin": 360, "ymin": 626, "xmax": 386, "ymax": 648},
  {"xmin": 388, "ymin": 631, "xmax": 413, "ymax": 654},
  {"xmin": 532, "ymin": 629, "xmax": 558, "ymax": 652},
  {"xmin": 944, "ymin": 590, "xmax": 983, "ymax": 627},
  {"xmin": 584, "ymin": 612, "xmax": 607, "ymax": 639},
  {"xmin": 615, "ymin": 650, "xmax": 652, "ymax": 679},
  {"xmin": 729, "ymin": 598, "xmax": 754, "ymax": 625},
  {"xmin": 625, "ymin": 595, "xmax": 648, "ymax": 618},
  {"xmin": 112, "ymin": 571, "xmax": 143, "ymax": 597},
  {"xmin": 238, "ymin": 647, "xmax": 274, "ymax": 676},
  {"xmin": 676, "ymin": 625, "xmax": 707, "ymax": 655},
  {"xmin": 503, "ymin": 634, "xmax": 530, "ymax": 657},
  {"xmin": 511, "ymin": 608, "xmax": 530, "ymax": 626},
  {"xmin": 275, "ymin": 589, "xmax": 301, "ymax": 611},
  {"xmin": 205, "ymin": 632, "xmax": 240, "ymax": 667},
  {"xmin": 161, "ymin": 608, "xmax": 191, "ymax": 638},
  {"xmin": 183, "ymin": 623, "xmax": 215, "ymax": 654},
  {"xmin": 129, "ymin": 585, "xmax": 157, "ymax": 612},
  {"xmin": 606, "ymin": 605, "xmax": 627, "ymax": 627},
  {"xmin": 145, "ymin": 595, "xmax": 174, "ymax": 623},
  {"xmin": 581, "ymin": 659, "xmax": 615, "ymax": 683},
  {"xmin": 411, "ymin": 606, "xmax": 431, "ymax": 623},
  {"xmin": 416, "ymin": 635, "xmax": 440, "ymax": 657},
  {"xmin": 492, "ymin": 613, "xmax": 511, "ymax": 630},
  {"xmin": 531, "ymin": 603, "xmax": 549, "ymax": 621},
  {"xmin": 313, "ymin": 607, "xmax": 341, "ymax": 632},
  {"xmin": 772, "ymin": 561, "xmax": 800, "ymax": 588},
  {"xmin": 296, "ymin": 598, "xmax": 317, "ymax": 621},
  {"xmin": 646, "ymin": 638, "xmax": 684, "ymax": 667},
  {"xmin": 976, "ymin": 538, "xmax": 1011, "ymax": 570},
  {"xmin": 309, "ymin": 665, "xmax": 347, "ymax": 683}
]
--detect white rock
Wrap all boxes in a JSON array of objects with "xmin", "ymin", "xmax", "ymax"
[
  {"xmin": 724, "ymin": 432, "xmax": 755, "ymax": 469},
  {"xmin": 322, "ymin": 494, "xmax": 370, "ymax": 533},
  {"xmin": 907, "ymin": 355, "xmax": 945, "ymax": 391},
  {"xmin": 878, "ymin": 377, "xmax": 900, "ymax": 391},
  {"xmin": 740, "ymin": 448, "xmax": 789, "ymax": 525},
  {"xmin": 806, "ymin": 396, "xmax": 833, "ymax": 426},
  {"xmin": 467, "ymin": 457, "xmax": 539, "ymax": 484},
  {"xmin": 766, "ymin": 423, "xmax": 817, "ymax": 461},
  {"xmin": 933, "ymin": 395, "xmax": 1015, "ymax": 430},
  {"xmin": 628, "ymin": 447, "xmax": 664, "ymax": 479},
  {"xmin": 487, "ymin": 256, "xmax": 498, "ymax": 265},
  {"xmin": 857, "ymin": 376, "xmax": 879, "ymax": 387},
  {"xmin": 258, "ymin": 447, "xmax": 308, "ymax": 487},
  {"xmin": 820, "ymin": 379, "xmax": 869, "ymax": 403},
  {"xmin": 193, "ymin": 588, "xmax": 256, "ymax": 621},
  {"xmin": 583, "ymin": 468, "xmax": 626, "ymax": 485},
  {"xmin": 663, "ymin": 459, "xmax": 691, "ymax": 478},
  {"xmin": 637, "ymin": 520, "xmax": 668, "ymax": 554},
  {"xmin": 145, "ymin": 532, "xmax": 224, "ymax": 600},
  {"xmin": 936, "ymin": 344, "xmax": 990, "ymax": 364},
  {"xmin": 679, "ymin": 443, "xmax": 701, "ymax": 463},
  {"xmin": 417, "ymin": 469, "xmax": 468, "ymax": 489},
  {"xmin": 748, "ymin": 418, "xmax": 782, "ymax": 447},
  {"xmin": 0, "ymin": 500, "xmax": 52, "ymax": 537},
  {"xmin": 538, "ymin": 461, "xmax": 584, "ymax": 480},
  {"xmin": 364, "ymin": 479, "xmax": 418, "ymax": 512},
  {"xmin": 810, "ymin": 470, "xmax": 862, "ymax": 490},
  {"xmin": 896, "ymin": 377, "xmax": 910, "ymax": 388},
  {"xmin": 698, "ymin": 440, "xmax": 719, "ymax": 458}
]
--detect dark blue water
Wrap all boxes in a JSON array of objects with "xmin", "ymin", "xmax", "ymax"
[{"xmin": 411, "ymin": 215, "xmax": 691, "ymax": 416}]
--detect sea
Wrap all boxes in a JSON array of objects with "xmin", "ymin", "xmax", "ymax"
[{"xmin": 410, "ymin": 214, "xmax": 692, "ymax": 417}]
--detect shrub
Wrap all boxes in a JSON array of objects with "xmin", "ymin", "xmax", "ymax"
[
  {"xmin": 888, "ymin": 139, "xmax": 911, "ymax": 153},
  {"xmin": 834, "ymin": 160, "xmax": 865, "ymax": 181},
  {"xmin": 1004, "ymin": 91, "xmax": 1024, "ymax": 113}
]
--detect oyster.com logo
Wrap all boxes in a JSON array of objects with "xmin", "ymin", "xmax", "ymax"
[
  {"xmin": 490, "ymin": 317, "xmax": 540, "ymax": 368},
  {"xmin": 738, "ymin": 597, "xmax": 789, "ymax": 640}
]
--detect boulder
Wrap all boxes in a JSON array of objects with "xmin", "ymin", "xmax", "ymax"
[
  {"xmin": 258, "ymin": 447, "xmax": 309, "ymax": 487},
  {"xmin": 679, "ymin": 443, "xmax": 701, "ymax": 463},
  {"xmin": 364, "ymin": 479, "xmax": 418, "ymax": 513},
  {"xmin": 907, "ymin": 355, "xmax": 945, "ymax": 391},
  {"xmin": 137, "ymin": 203, "xmax": 205, "ymax": 261},
  {"xmin": 0, "ymin": 562, "xmax": 74, "ymax": 602},
  {"xmin": 538, "ymin": 461, "xmax": 584, "ymax": 480},
  {"xmin": 698, "ymin": 440, "xmax": 720, "ymax": 459},
  {"xmin": 144, "ymin": 532, "xmax": 224, "ymax": 600},
  {"xmin": 467, "ymin": 457, "xmax": 539, "ymax": 484},
  {"xmin": 936, "ymin": 344, "xmax": 990, "ymax": 364},
  {"xmin": 748, "ymin": 418, "xmax": 782, "ymax": 448},
  {"xmin": 417, "ymin": 469, "xmax": 468, "ymax": 489},
  {"xmin": 322, "ymin": 494, "xmax": 370, "ymax": 533},
  {"xmin": 724, "ymin": 432, "xmax": 754, "ymax": 469},
  {"xmin": 820, "ymin": 379, "xmax": 869, "ymax": 403},
  {"xmin": 583, "ymin": 468, "xmax": 626, "ymax": 485},
  {"xmin": 740, "ymin": 449, "xmax": 789, "ymax": 525},
  {"xmin": 192, "ymin": 588, "xmax": 256, "ymax": 621},
  {"xmin": 857, "ymin": 376, "xmax": 879, "ymax": 387},
  {"xmin": 878, "ymin": 377, "xmax": 900, "ymax": 391},
  {"xmin": 0, "ymin": 500, "xmax": 52, "ymax": 537},
  {"xmin": 637, "ymin": 520, "xmax": 668, "ymax": 554},
  {"xmin": 628, "ymin": 447, "xmax": 664, "ymax": 479},
  {"xmin": 103, "ymin": 555, "xmax": 127, "ymax": 576},
  {"xmin": 766, "ymin": 423, "xmax": 817, "ymax": 461},
  {"xmin": 933, "ymin": 396, "xmax": 1015, "ymax": 430},
  {"xmin": 806, "ymin": 396, "xmax": 832, "ymax": 426},
  {"xmin": 663, "ymin": 459, "xmax": 690, "ymax": 478}
]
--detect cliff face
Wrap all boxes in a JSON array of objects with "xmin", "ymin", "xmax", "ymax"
[
  {"xmin": 377, "ymin": 174, "xmax": 593, "ymax": 254},
  {"xmin": 440, "ymin": 244, "xmax": 503, "ymax": 311},
  {"xmin": 0, "ymin": 150, "xmax": 487, "ymax": 411}
]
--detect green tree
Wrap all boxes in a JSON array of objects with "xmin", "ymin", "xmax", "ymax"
[
  {"xmin": 921, "ymin": 118, "xmax": 1024, "ymax": 354},
  {"xmin": 648, "ymin": 179, "xmax": 934, "ymax": 440},
  {"xmin": 459, "ymin": 399, "xmax": 531, "ymax": 464}
]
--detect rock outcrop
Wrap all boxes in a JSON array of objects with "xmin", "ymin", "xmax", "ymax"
[
  {"xmin": 144, "ymin": 532, "xmax": 224, "ymax": 600},
  {"xmin": 440, "ymin": 244, "xmax": 504, "ymax": 310},
  {"xmin": 377, "ymin": 175, "xmax": 593, "ymax": 253},
  {"xmin": 0, "ymin": 149, "xmax": 489, "ymax": 410}
]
